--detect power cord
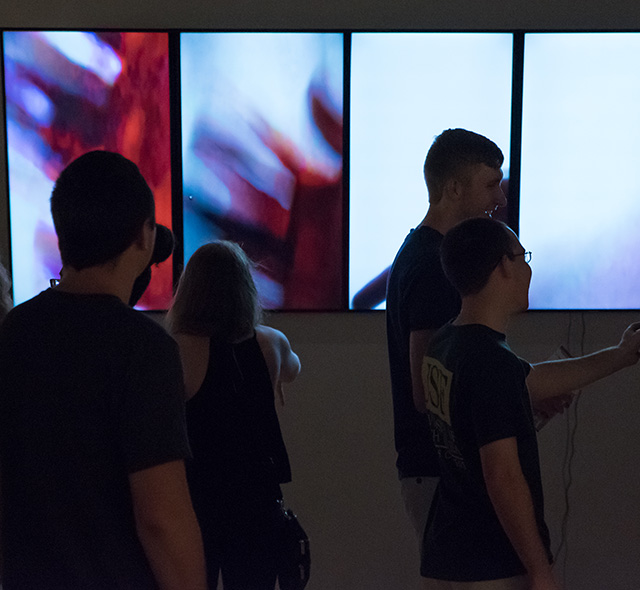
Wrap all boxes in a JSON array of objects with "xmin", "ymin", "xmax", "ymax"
[{"xmin": 554, "ymin": 311, "xmax": 586, "ymax": 581}]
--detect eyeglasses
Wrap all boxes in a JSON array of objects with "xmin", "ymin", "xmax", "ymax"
[{"xmin": 509, "ymin": 251, "xmax": 532, "ymax": 263}]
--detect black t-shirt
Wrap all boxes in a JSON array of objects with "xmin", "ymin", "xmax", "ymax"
[
  {"xmin": 0, "ymin": 289, "xmax": 191, "ymax": 589},
  {"xmin": 386, "ymin": 226, "xmax": 461, "ymax": 478},
  {"xmin": 421, "ymin": 323, "xmax": 552, "ymax": 581}
]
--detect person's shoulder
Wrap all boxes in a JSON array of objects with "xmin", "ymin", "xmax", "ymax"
[
  {"xmin": 255, "ymin": 324, "xmax": 288, "ymax": 350},
  {"xmin": 400, "ymin": 226, "xmax": 441, "ymax": 256},
  {"xmin": 461, "ymin": 326, "xmax": 522, "ymax": 372},
  {"xmin": 0, "ymin": 290, "xmax": 49, "ymax": 330},
  {"xmin": 171, "ymin": 331, "xmax": 209, "ymax": 357},
  {"xmin": 124, "ymin": 310, "xmax": 175, "ymax": 344},
  {"xmin": 391, "ymin": 227, "xmax": 443, "ymax": 279}
]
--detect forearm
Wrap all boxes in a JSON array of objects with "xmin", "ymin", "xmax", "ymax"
[
  {"xmin": 136, "ymin": 509, "xmax": 206, "ymax": 590},
  {"xmin": 130, "ymin": 461, "xmax": 207, "ymax": 590},
  {"xmin": 410, "ymin": 329, "xmax": 435, "ymax": 413},
  {"xmin": 527, "ymin": 346, "xmax": 626, "ymax": 402},
  {"xmin": 485, "ymin": 467, "xmax": 552, "ymax": 579}
]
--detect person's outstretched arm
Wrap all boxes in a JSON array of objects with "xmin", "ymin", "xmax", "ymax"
[
  {"xmin": 130, "ymin": 460, "xmax": 207, "ymax": 590},
  {"xmin": 527, "ymin": 322, "xmax": 640, "ymax": 403}
]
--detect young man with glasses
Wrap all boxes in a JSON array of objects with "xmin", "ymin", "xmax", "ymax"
[{"xmin": 420, "ymin": 217, "xmax": 640, "ymax": 590}]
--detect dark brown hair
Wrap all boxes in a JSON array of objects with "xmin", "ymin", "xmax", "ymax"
[{"xmin": 424, "ymin": 128, "xmax": 504, "ymax": 204}]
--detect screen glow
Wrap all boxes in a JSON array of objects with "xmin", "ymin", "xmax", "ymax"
[
  {"xmin": 3, "ymin": 31, "xmax": 173, "ymax": 310},
  {"xmin": 521, "ymin": 33, "xmax": 640, "ymax": 310},
  {"xmin": 180, "ymin": 32, "xmax": 344, "ymax": 310},
  {"xmin": 349, "ymin": 33, "xmax": 513, "ymax": 309}
]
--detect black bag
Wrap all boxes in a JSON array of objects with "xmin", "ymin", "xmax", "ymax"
[{"xmin": 277, "ymin": 500, "xmax": 310, "ymax": 590}]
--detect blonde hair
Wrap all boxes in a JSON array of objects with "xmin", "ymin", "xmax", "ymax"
[{"xmin": 167, "ymin": 241, "xmax": 262, "ymax": 342}]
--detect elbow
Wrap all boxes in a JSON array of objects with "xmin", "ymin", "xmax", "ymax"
[{"xmin": 282, "ymin": 354, "xmax": 301, "ymax": 383}]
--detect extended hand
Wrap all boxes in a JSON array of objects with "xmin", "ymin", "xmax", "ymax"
[
  {"xmin": 616, "ymin": 321, "xmax": 640, "ymax": 368},
  {"xmin": 533, "ymin": 393, "xmax": 575, "ymax": 422}
]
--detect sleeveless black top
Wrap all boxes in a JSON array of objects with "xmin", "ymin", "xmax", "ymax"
[{"xmin": 185, "ymin": 333, "xmax": 291, "ymax": 500}]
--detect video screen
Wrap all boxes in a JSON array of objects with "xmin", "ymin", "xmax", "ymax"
[
  {"xmin": 3, "ymin": 31, "xmax": 173, "ymax": 310},
  {"xmin": 349, "ymin": 33, "xmax": 514, "ymax": 309},
  {"xmin": 180, "ymin": 32, "xmax": 344, "ymax": 310},
  {"xmin": 520, "ymin": 33, "xmax": 640, "ymax": 310}
]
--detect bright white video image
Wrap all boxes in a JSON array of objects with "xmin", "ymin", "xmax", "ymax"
[
  {"xmin": 520, "ymin": 33, "xmax": 640, "ymax": 309},
  {"xmin": 349, "ymin": 32, "xmax": 513, "ymax": 309}
]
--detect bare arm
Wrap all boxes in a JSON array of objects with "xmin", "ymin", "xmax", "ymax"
[
  {"xmin": 130, "ymin": 460, "xmax": 207, "ymax": 590},
  {"xmin": 256, "ymin": 325, "xmax": 300, "ymax": 405},
  {"xmin": 480, "ymin": 438, "xmax": 560, "ymax": 590},
  {"xmin": 277, "ymin": 332, "xmax": 301, "ymax": 384},
  {"xmin": 410, "ymin": 329, "xmax": 436, "ymax": 413},
  {"xmin": 526, "ymin": 322, "xmax": 640, "ymax": 403}
]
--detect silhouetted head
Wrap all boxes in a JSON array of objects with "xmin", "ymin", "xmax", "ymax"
[{"xmin": 51, "ymin": 151, "xmax": 155, "ymax": 270}]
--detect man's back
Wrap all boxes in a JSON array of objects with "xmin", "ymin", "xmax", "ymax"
[
  {"xmin": 422, "ymin": 322, "xmax": 551, "ymax": 581},
  {"xmin": 386, "ymin": 225, "xmax": 461, "ymax": 479},
  {"xmin": 0, "ymin": 289, "xmax": 190, "ymax": 589}
]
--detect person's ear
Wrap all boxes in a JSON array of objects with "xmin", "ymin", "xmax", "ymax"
[
  {"xmin": 442, "ymin": 177, "xmax": 464, "ymax": 204},
  {"xmin": 133, "ymin": 219, "xmax": 156, "ymax": 260},
  {"xmin": 496, "ymin": 254, "xmax": 514, "ymax": 279}
]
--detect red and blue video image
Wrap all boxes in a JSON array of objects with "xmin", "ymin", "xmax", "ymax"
[
  {"xmin": 3, "ymin": 31, "xmax": 173, "ymax": 310},
  {"xmin": 180, "ymin": 32, "xmax": 344, "ymax": 310}
]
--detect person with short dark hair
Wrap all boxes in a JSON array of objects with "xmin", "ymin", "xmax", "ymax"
[
  {"xmin": 0, "ymin": 151, "xmax": 206, "ymax": 589},
  {"xmin": 167, "ymin": 241, "xmax": 301, "ymax": 590},
  {"xmin": 386, "ymin": 129, "xmax": 507, "ymax": 545},
  {"xmin": 421, "ymin": 217, "xmax": 640, "ymax": 590}
]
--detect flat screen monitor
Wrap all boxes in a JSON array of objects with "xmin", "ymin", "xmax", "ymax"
[
  {"xmin": 2, "ymin": 30, "xmax": 173, "ymax": 310},
  {"xmin": 180, "ymin": 32, "xmax": 344, "ymax": 310},
  {"xmin": 349, "ymin": 32, "xmax": 514, "ymax": 309},
  {"xmin": 520, "ymin": 32, "xmax": 640, "ymax": 310}
]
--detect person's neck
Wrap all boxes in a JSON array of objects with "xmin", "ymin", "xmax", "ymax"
[
  {"xmin": 453, "ymin": 297, "xmax": 512, "ymax": 335},
  {"xmin": 419, "ymin": 205, "xmax": 466, "ymax": 235},
  {"xmin": 56, "ymin": 265, "xmax": 135, "ymax": 305}
]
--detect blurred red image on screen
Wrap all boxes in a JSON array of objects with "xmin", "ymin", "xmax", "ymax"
[{"xmin": 4, "ymin": 31, "xmax": 173, "ymax": 310}]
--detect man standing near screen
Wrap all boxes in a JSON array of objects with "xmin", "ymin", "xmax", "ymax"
[
  {"xmin": 0, "ymin": 151, "xmax": 206, "ymax": 589},
  {"xmin": 386, "ymin": 129, "xmax": 507, "ymax": 544}
]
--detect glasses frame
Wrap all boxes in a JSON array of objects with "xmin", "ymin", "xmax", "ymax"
[{"xmin": 509, "ymin": 251, "xmax": 532, "ymax": 263}]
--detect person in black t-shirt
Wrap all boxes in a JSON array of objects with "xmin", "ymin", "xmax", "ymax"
[
  {"xmin": 421, "ymin": 217, "xmax": 640, "ymax": 590},
  {"xmin": 386, "ymin": 129, "xmax": 507, "ymax": 543},
  {"xmin": 0, "ymin": 151, "xmax": 206, "ymax": 590}
]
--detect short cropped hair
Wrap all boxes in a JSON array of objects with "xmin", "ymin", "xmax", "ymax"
[
  {"xmin": 424, "ymin": 129, "xmax": 504, "ymax": 203},
  {"xmin": 441, "ymin": 217, "xmax": 514, "ymax": 296},
  {"xmin": 50, "ymin": 151, "xmax": 155, "ymax": 270},
  {"xmin": 167, "ymin": 241, "xmax": 263, "ymax": 342}
]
